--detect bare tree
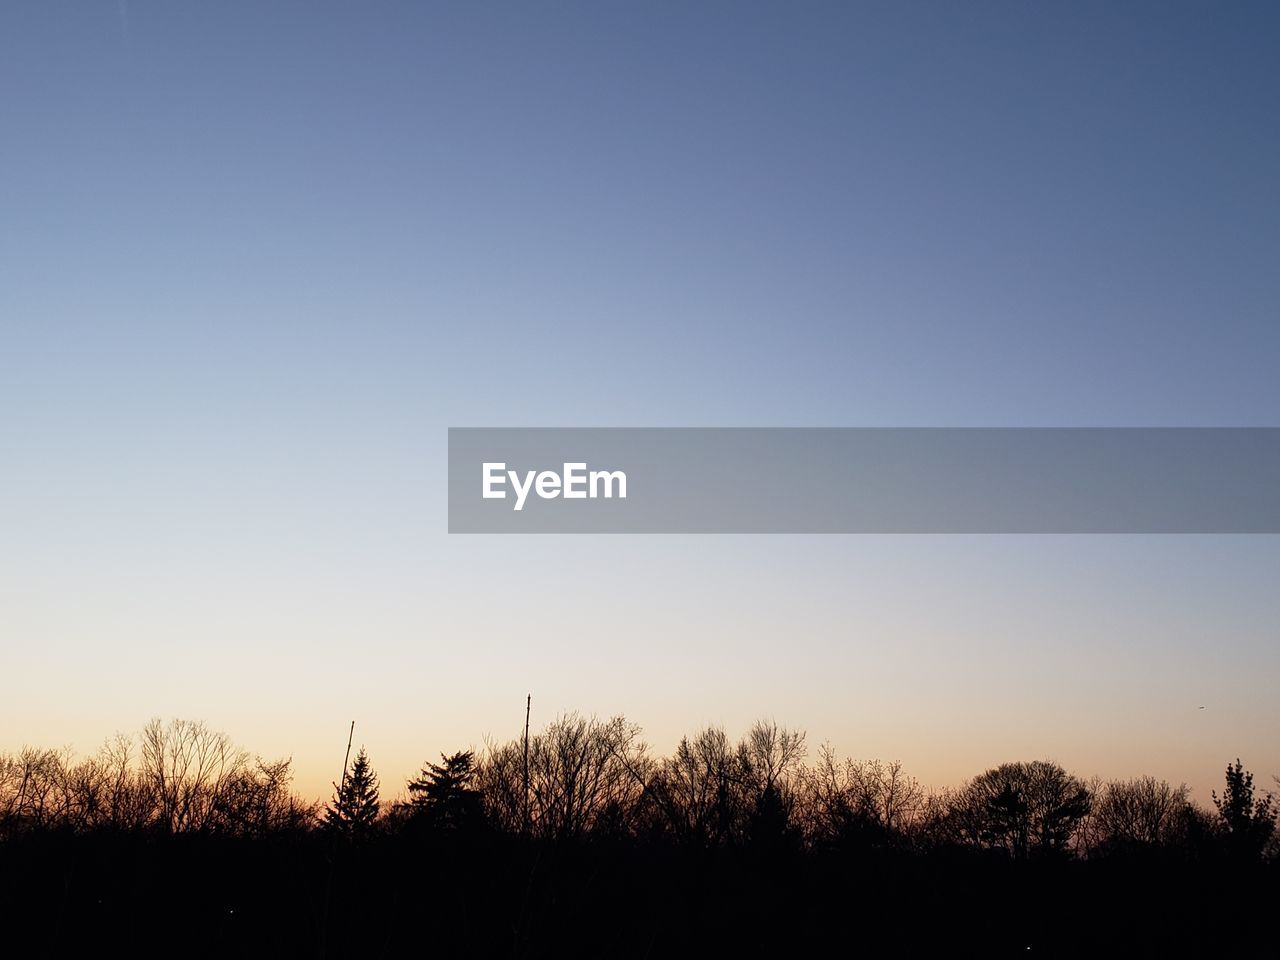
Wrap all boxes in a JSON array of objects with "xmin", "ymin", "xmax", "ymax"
[
  {"xmin": 476, "ymin": 736, "xmax": 527, "ymax": 833},
  {"xmin": 801, "ymin": 745, "xmax": 923, "ymax": 849},
  {"xmin": 215, "ymin": 757, "xmax": 316, "ymax": 837},
  {"xmin": 527, "ymin": 714, "xmax": 647, "ymax": 842},
  {"xmin": 0, "ymin": 747, "xmax": 73, "ymax": 834},
  {"xmin": 737, "ymin": 720, "xmax": 806, "ymax": 849},
  {"xmin": 645, "ymin": 721, "xmax": 807, "ymax": 850},
  {"xmin": 1085, "ymin": 777, "xmax": 1192, "ymax": 855},
  {"xmin": 649, "ymin": 726, "xmax": 739, "ymax": 848},
  {"xmin": 140, "ymin": 718, "xmax": 250, "ymax": 833},
  {"xmin": 479, "ymin": 713, "xmax": 649, "ymax": 842}
]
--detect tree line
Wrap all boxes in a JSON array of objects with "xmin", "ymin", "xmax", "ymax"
[{"xmin": 3, "ymin": 714, "xmax": 1275, "ymax": 864}]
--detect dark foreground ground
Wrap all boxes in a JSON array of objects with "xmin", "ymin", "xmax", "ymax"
[{"xmin": 2, "ymin": 832, "xmax": 1275, "ymax": 958}]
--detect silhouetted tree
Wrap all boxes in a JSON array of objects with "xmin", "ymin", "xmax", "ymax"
[
  {"xmin": 213, "ymin": 758, "xmax": 316, "ymax": 837},
  {"xmin": 950, "ymin": 761, "xmax": 1091, "ymax": 860},
  {"xmin": 648, "ymin": 726, "xmax": 738, "ymax": 848},
  {"xmin": 801, "ymin": 746, "xmax": 923, "ymax": 851},
  {"xmin": 1085, "ymin": 777, "xmax": 1194, "ymax": 857},
  {"xmin": 407, "ymin": 750, "xmax": 483, "ymax": 831},
  {"xmin": 0, "ymin": 747, "xmax": 71, "ymax": 835},
  {"xmin": 7, "ymin": 712, "xmax": 1280, "ymax": 956},
  {"xmin": 643, "ymin": 721, "xmax": 808, "ymax": 850},
  {"xmin": 325, "ymin": 747, "xmax": 380, "ymax": 840},
  {"xmin": 140, "ymin": 718, "xmax": 249, "ymax": 833},
  {"xmin": 1212, "ymin": 759, "xmax": 1275, "ymax": 860},
  {"xmin": 478, "ymin": 714, "xmax": 649, "ymax": 843},
  {"xmin": 738, "ymin": 720, "xmax": 806, "ymax": 852}
]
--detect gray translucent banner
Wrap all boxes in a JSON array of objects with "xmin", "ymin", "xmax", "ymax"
[{"xmin": 447, "ymin": 428, "xmax": 1280, "ymax": 533}]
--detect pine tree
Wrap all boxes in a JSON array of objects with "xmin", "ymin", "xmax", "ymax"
[
  {"xmin": 406, "ymin": 750, "xmax": 483, "ymax": 831},
  {"xmin": 325, "ymin": 746, "xmax": 381, "ymax": 840}
]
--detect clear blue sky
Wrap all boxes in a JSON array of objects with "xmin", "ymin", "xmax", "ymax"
[{"xmin": 2, "ymin": 2, "xmax": 1277, "ymax": 800}]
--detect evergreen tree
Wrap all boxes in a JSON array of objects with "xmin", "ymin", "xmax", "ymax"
[
  {"xmin": 1212, "ymin": 758, "xmax": 1275, "ymax": 860},
  {"xmin": 325, "ymin": 746, "xmax": 380, "ymax": 840},
  {"xmin": 406, "ymin": 750, "xmax": 483, "ymax": 831}
]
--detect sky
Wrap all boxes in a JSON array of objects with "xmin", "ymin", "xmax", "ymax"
[{"xmin": 2, "ymin": 1, "xmax": 1278, "ymax": 804}]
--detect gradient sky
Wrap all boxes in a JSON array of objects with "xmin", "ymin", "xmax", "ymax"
[{"xmin": 3, "ymin": 2, "xmax": 1278, "ymax": 804}]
